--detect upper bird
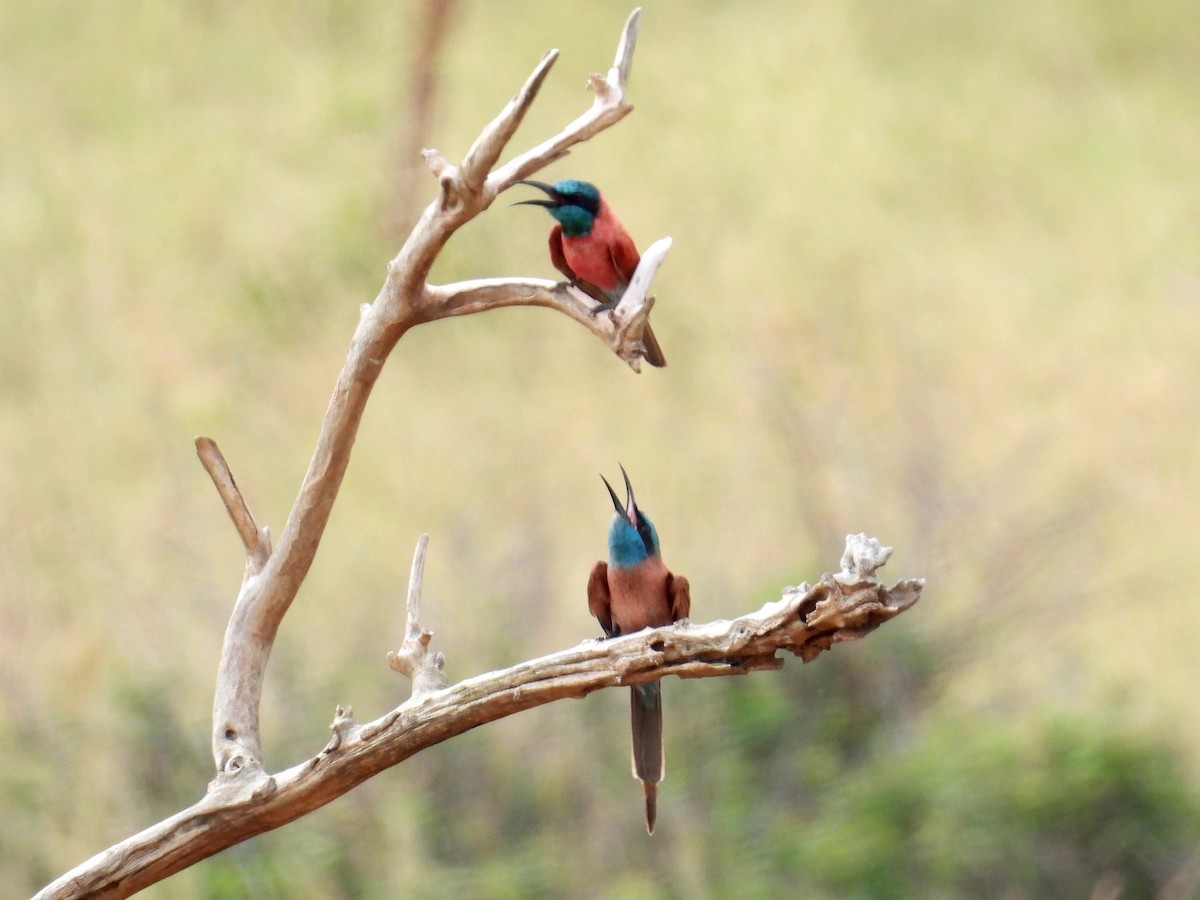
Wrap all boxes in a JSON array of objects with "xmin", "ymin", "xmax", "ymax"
[
  {"xmin": 515, "ymin": 179, "xmax": 667, "ymax": 367},
  {"xmin": 587, "ymin": 466, "xmax": 690, "ymax": 833}
]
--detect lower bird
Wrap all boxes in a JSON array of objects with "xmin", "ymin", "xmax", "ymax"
[
  {"xmin": 587, "ymin": 466, "xmax": 690, "ymax": 833},
  {"xmin": 515, "ymin": 178, "xmax": 667, "ymax": 367}
]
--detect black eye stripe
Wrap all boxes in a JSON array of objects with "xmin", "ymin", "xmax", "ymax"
[
  {"xmin": 561, "ymin": 192, "xmax": 599, "ymax": 216},
  {"xmin": 635, "ymin": 513, "xmax": 654, "ymax": 553}
]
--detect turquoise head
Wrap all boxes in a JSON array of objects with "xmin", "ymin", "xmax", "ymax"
[
  {"xmin": 515, "ymin": 179, "xmax": 601, "ymax": 237},
  {"xmin": 602, "ymin": 465, "xmax": 661, "ymax": 570}
]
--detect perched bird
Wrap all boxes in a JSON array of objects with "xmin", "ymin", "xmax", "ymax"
[
  {"xmin": 515, "ymin": 179, "xmax": 667, "ymax": 367},
  {"xmin": 587, "ymin": 466, "xmax": 690, "ymax": 833}
]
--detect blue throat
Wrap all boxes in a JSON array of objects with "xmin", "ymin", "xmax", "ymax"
[
  {"xmin": 549, "ymin": 179, "xmax": 601, "ymax": 237},
  {"xmin": 608, "ymin": 513, "xmax": 659, "ymax": 570},
  {"xmin": 552, "ymin": 205, "xmax": 594, "ymax": 237}
]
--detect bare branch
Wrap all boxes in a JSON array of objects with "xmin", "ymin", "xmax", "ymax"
[
  {"xmin": 484, "ymin": 8, "xmax": 640, "ymax": 194},
  {"xmin": 207, "ymin": 9, "xmax": 656, "ymax": 782},
  {"xmin": 36, "ymin": 9, "xmax": 893, "ymax": 897},
  {"xmin": 36, "ymin": 541, "xmax": 920, "ymax": 899},
  {"xmin": 386, "ymin": 534, "xmax": 449, "ymax": 695},
  {"xmin": 194, "ymin": 437, "xmax": 271, "ymax": 572},
  {"xmin": 611, "ymin": 6, "xmax": 640, "ymax": 88},
  {"xmin": 459, "ymin": 50, "xmax": 560, "ymax": 188},
  {"xmin": 426, "ymin": 236, "xmax": 671, "ymax": 372}
]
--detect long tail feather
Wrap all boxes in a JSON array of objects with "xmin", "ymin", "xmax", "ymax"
[
  {"xmin": 643, "ymin": 782, "xmax": 658, "ymax": 835},
  {"xmin": 641, "ymin": 322, "xmax": 667, "ymax": 368},
  {"xmin": 631, "ymin": 682, "xmax": 664, "ymax": 833}
]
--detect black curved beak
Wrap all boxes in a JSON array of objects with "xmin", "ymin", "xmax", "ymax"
[
  {"xmin": 601, "ymin": 464, "xmax": 637, "ymax": 525},
  {"xmin": 512, "ymin": 179, "xmax": 561, "ymax": 208}
]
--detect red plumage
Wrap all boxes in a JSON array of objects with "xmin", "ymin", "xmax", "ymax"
[
  {"xmin": 548, "ymin": 198, "xmax": 667, "ymax": 368},
  {"xmin": 550, "ymin": 198, "xmax": 642, "ymax": 293},
  {"xmin": 587, "ymin": 554, "xmax": 690, "ymax": 834}
]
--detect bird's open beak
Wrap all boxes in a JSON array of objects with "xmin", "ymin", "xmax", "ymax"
[
  {"xmin": 601, "ymin": 465, "xmax": 638, "ymax": 526},
  {"xmin": 512, "ymin": 179, "xmax": 561, "ymax": 208}
]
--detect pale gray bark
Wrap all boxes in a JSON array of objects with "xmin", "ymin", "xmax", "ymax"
[{"xmin": 35, "ymin": 10, "xmax": 921, "ymax": 898}]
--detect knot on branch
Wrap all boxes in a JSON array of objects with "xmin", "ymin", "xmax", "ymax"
[
  {"xmin": 387, "ymin": 633, "xmax": 448, "ymax": 695},
  {"xmin": 421, "ymin": 149, "xmax": 469, "ymax": 212},
  {"xmin": 324, "ymin": 704, "xmax": 360, "ymax": 752},
  {"xmin": 587, "ymin": 72, "xmax": 623, "ymax": 109},
  {"xmin": 206, "ymin": 755, "xmax": 276, "ymax": 805}
]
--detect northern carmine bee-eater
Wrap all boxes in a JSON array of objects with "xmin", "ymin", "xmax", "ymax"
[
  {"xmin": 587, "ymin": 465, "xmax": 690, "ymax": 833},
  {"xmin": 515, "ymin": 179, "xmax": 667, "ymax": 367}
]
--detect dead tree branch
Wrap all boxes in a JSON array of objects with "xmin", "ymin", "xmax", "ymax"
[
  {"xmin": 208, "ymin": 5, "xmax": 654, "ymax": 791},
  {"xmin": 36, "ymin": 11, "xmax": 670, "ymax": 897},
  {"xmin": 386, "ymin": 534, "xmax": 449, "ymax": 696},
  {"xmin": 38, "ymin": 536, "xmax": 920, "ymax": 898},
  {"xmin": 35, "ymin": 9, "xmax": 923, "ymax": 898}
]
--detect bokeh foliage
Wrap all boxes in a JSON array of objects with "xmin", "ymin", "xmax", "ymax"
[{"xmin": 2, "ymin": 1, "xmax": 1199, "ymax": 896}]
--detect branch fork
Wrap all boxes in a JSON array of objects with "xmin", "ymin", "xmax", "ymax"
[
  {"xmin": 36, "ymin": 10, "xmax": 920, "ymax": 897},
  {"xmin": 408, "ymin": 7, "xmax": 667, "ymax": 372},
  {"xmin": 196, "ymin": 5, "xmax": 656, "ymax": 792}
]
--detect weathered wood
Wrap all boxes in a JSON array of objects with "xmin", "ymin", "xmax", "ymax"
[
  {"xmin": 207, "ymin": 5, "xmax": 653, "ymax": 785},
  {"xmin": 34, "ymin": 10, "xmax": 923, "ymax": 898},
  {"xmin": 386, "ymin": 534, "xmax": 450, "ymax": 696},
  {"xmin": 37, "ymin": 538, "xmax": 920, "ymax": 898}
]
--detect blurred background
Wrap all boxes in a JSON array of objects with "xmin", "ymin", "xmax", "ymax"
[{"xmin": 3, "ymin": 1, "xmax": 1199, "ymax": 896}]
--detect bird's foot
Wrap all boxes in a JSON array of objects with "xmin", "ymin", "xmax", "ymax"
[{"xmin": 587, "ymin": 300, "xmax": 618, "ymax": 319}]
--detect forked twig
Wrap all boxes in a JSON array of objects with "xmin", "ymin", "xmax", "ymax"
[{"xmin": 35, "ymin": 10, "xmax": 921, "ymax": 898}]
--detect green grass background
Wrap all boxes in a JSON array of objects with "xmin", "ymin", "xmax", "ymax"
[{"xmin": 3, "ymin": 1, "xmax": 1199, "ymax": 896}]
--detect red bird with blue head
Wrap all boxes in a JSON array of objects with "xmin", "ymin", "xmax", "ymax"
[
  {"xmin": 516, "ymin": 179, "xmax": 667, "ymax": 367},
  {"xmin": 587, "ymin": 465, "xmax": 690, "ymax": 833}
]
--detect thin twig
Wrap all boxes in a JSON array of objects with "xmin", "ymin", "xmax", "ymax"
[
  {"xmin": 194, "ymin": 437, "xmax": 270, "ymax": 571},
  {"xmin": 406, "ymin": 532, "xmax": 429, "ymax": 633},
  {"xmin": 387, "ymin": 534, "xmax": 448, "ymax": 696}
]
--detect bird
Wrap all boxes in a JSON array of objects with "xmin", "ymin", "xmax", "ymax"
[
  {"xmin": 514, "ymin": 179, "xmax": 667, "ymax": 367},
  {"xmin": 587, "ymin": 465, "xmax": 690, "ymax": 833}
]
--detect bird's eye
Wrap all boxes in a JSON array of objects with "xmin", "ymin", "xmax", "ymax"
[
  {"xmin": 563, "ymin": 191, "xmax": 599, "ymax": 216},
  {"xmin": 636, "ymin": 516, "xmax": 654, "ymax": 552}
]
